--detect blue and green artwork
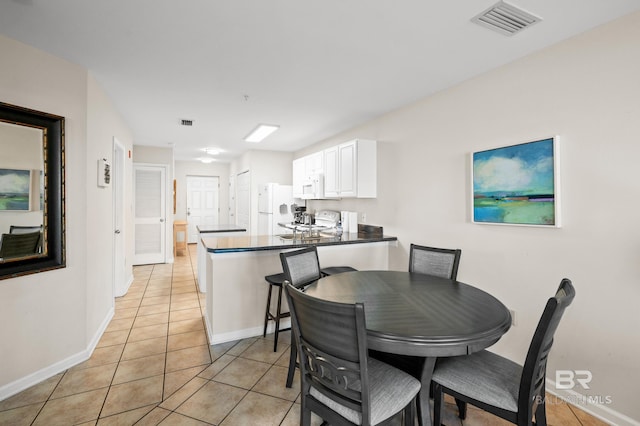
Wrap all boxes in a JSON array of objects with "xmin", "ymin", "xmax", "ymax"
[
  {"xmin": 473, "ymin": 138, "xmax": 558, "ymax": 226},
  {"xmin": 0, "ymin": 169, "xmax": 31, "ymax": 211}
]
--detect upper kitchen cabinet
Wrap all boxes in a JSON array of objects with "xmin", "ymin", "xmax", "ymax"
[
  {"xmin": 324, "ymin": 139, "xmax": 377, "ymax": 198},
  {"xmin": 292, "ymin": 151, "xmax": 325, "ymax": 198}
]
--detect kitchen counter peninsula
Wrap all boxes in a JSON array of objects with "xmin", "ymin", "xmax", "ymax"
[
  {"xmin": 203, "ymin": 232, "xmax": 397, "ymax": 253},
  {"xmin": 200, "ymin": 232, "xmax": 397, "ymax": 345},
  {"xmin": 195, "ymin": 224, "xmax": 248, "ymax": 292}
]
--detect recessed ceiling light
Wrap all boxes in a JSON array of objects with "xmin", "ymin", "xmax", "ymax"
[
  {"xmin": 199, "ymin": 157, "xmax": 215, "ymax": 164},
  {"xmin": 203, "ymin": 147, "xmax": 223, "ymax": 156},
  {"xmin": 244, "ymin": 124, "xmax": 279, "ymax": 143}
]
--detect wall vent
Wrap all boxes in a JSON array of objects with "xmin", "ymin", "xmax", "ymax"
[
  {"xmin": 181, "ymin": 119, "xmax": 193, "ymax": 126},
  {"xmin": 471, "ymin": 1, "xmax": 541, "ymax": 36}
]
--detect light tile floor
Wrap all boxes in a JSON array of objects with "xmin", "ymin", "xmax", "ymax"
[{"xmin": 0, "ymin": 244, "xmax": 610, "ymax": 425}]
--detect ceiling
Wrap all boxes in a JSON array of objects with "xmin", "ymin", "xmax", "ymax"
[{"xmin": 1, "ymin": 1, "xmax": 639, "ymax": 162}]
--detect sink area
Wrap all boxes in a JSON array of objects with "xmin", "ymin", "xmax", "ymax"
[
  {"xmin": 277, "ymin": 234, "xmax": 295, "ymax": 240},
  {"xmin": 277, "ymin": 234, "xmax": 338, "ymax": 243}
]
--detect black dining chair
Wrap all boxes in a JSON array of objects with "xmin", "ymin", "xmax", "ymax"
[
  {"xmin": 10, "ymin": 225, "xmax": 44, "ymax": 254},
  {"xmin": 431, "ymin": 278, "xmax": 576, "ymax": 426},
  {"xmin": 263, "ymin": 246, "xmax": 323, "ymax": 354},
  {"xmin": 0, "ymin": 231, "xmax": 42, "ymax": 259},
  {"xmin": 371, "ymin": 243, "xmax": 464, "ymax": 420},
  {"xmin": 284, "ymin": 281, "xmax": 421, "ymax": 426},
  {"xmin": 408, "ymin": 243, "xmax": 462, "ymax": 279}
]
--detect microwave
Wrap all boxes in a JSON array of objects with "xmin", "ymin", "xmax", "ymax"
[{"xmin": 300, "ymin": 174, "xmax": 324, "ymax": 199}]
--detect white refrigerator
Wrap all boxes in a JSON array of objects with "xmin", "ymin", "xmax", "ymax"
[{"xmin": 258, "ymin": 183, "xmax": 295, "ymax": 235}]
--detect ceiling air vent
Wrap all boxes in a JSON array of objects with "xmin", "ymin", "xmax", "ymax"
[
  {"xmin": 180, "ymin": 119, "xmax": 193, "ymax": 126},
  {"xmin": 472, "ymin": 1, "xmax": 541, "ymax": 36}
]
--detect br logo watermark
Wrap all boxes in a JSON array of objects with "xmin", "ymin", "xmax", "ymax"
[
  {"xmin": 556, "ymin": 370, "xmax": 592, "ymax": 390},
  {"xmin": 553, "ymin": 370, "xmax": 612, "ymax": 405}
]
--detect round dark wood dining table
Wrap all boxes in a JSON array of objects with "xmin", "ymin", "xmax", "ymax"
[{"xmin": 303, "ymin": 270, "xmax": 512, "ymax": 426}]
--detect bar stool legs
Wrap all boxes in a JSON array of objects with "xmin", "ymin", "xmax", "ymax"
[{"xmin": 263, "ymin": 273, "xmax": 290, "ymax": 352}]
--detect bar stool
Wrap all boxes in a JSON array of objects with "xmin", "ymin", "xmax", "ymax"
[
  {"xmin": 262, "ymin": 272, "xmax": 290, "ymax": 353},
  {"xmin": 263, "ymin": 247, "xmax": 358, "ymax": 354}
]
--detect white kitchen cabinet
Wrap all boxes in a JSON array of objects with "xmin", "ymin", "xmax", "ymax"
[
  {"xmin": 324, "ymin": 139, "xmax": 376, "ymax": 198},
  {"xmin": 292, "ymin": 157, "xmax": 306, "ymax": 198},
  {"xmin": 323, "ymin": 146, "xmax": 339, "ymax": 196},
  {"xmin": 305, "ymin": 151, "xmax": 324, "ymax": 175},
  {"xmin": 292, "ymin": 150, "xmax": 325, "ymax": 198}
]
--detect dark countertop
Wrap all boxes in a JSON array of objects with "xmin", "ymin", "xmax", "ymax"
[
  {"xmin": 196, "ymin": 224, "xmax": 247, "ymax": 233},
  {"xmin": 202, "ymin": 233, "xmax": 397, "ymax": 253}
]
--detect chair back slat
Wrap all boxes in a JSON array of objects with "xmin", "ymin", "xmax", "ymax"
[
  {"xmin": 409, "ymin": 243, "xmax": 462, "ymax": 280},
  {"xmin": 302, "ymin": 340, "xmax": 362, "ymax": 406},
  {"xmin": 519, "ymin": 278, "xmax": 575, "ymax": 422},
  {"xmin": 0, "ymin": 231, "xmax": 41, "ymax": 258},
  {"xmin": 280, "ymin": 246, "xmax": 322, "ymax": 288}
]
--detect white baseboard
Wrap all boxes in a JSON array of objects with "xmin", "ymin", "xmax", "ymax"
[
  {"xmin": 0, "ymin": 307, "xmax": 115, "ymax": 401},
  {"xmin": 114, "ymin": 274, "xmax": 134, "ymax": 298},
  {"xmin": 546, "ymin": 379, "xmax": 639, "ymax": 426},
  {"xmin": 206, "ymin": 318, "xmax": 291, "ymax": 346}
]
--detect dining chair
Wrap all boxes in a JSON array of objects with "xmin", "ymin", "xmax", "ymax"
[
  {"xmin": 284, "ymin": 281, "xmax": 421, "ymax": 426},
  {"xmin": 277, "ymin": 247, "xmax": 359, "ymax": 387},
  {"xmin": 9, "ymin": 225, "xmax": 44, "ymax": 253},
  {"xmin": 431, "ymin": 278, "xmax": 576, "ymax": 426},
  {"xmin": 371, "ymin": 243, "xmax": 464, "ymax": 420},
  {"xmin": 408, "ymin": 243, "xmax": 462, "ymax": 279},
  {"xmin": 263, "ymin": 246, "xmax": 323, "ymax": 354},
  {"xmin": 0, "ymin": 231, "xmax": 42, "ymax": 259}
]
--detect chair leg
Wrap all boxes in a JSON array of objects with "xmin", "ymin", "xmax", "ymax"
[
  {"xmin": 301, "ymin": 399, "xmax": 311, "ymax": 426},
  {"xmin": 432, "ymin": 383, "xmax": 443, "ymax": 426},
  {"xmin": 403, "ymin": 398, "xmax": 416, "ymax": 426},
  {"xmin": 535, "ymin": 396, "xmax": 547, "ymax": 426},
  {"xmin": 263, "ymin": 284, "xmax": 273, "ymax": 337},
  {"xmin": 286, "ymin": 343, "xmax": 297, "ymax": 388},
  {"xmin": 455, "ymin": 398, "xmax": 467, "ymax": 419},
  {"xmin": 274, "ymin": 285, "xmax": 284, "ymax": 352}
]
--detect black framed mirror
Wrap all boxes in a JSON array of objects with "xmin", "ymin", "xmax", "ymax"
[{"xmin": 0, "ymin": 102, "xmax": 65, "ymax": 279}]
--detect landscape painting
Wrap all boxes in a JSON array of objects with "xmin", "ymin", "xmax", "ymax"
[
  {"xmin": 0, "ymin": 168, "xmax": 31, "ymax": 211},
  {"xmin": 472, "ymin": 137, "xmax": 559, "ymax": 227}
]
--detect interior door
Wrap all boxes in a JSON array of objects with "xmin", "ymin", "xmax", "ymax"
[
  {"xmin": 186, "ymin": 175, "xmax": 219, "ymax": 243},
  {"xmin": 133, "ymin": 164, "xmax": 166, "ymax": 265},
  {"xmin": 228, "ymin": 174, "xmax": 236, "ymax": 224},
  {"xmin": 236, "ymin": 170, "xmax": 251, "ymax": 232},
  {"xmin": 112, "ymin": 138, "xmax": 127, "ymax": 296}
]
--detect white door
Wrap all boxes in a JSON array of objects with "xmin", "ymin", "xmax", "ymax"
[
  {"xmin": 133, "ymin": 164, "xmax": 166, "ymax": 265},
  {"xmin": 186, "ymin": 176, "xmax": 219, "ymax": 243},
  {"xmin": 228, "ymin": 174, "xmax": 236, "ymax": 224},
  {"xmin": 113, "ymin": 138, "xmax": 127, "ymax": 296},
  {"xmin": 236, "ymin": 171, "xmax": 251, "ymax": 232}
]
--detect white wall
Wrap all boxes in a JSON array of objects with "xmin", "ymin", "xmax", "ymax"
[
  {"xmin": 86, "ymin": 75, "xmax": 135, "ymax": 341},
  {"xmin": 0, "ymin": 34, "xmax": 132, "ymax": 398},
  {"xmin": 301, "ymin": 12, "xmax": 640, "ymax": 425},
  {"xmin": 230, "ymin": 150, "xmax": 293, "ymax": 235}
]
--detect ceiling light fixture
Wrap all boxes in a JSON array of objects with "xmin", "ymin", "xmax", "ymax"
[
  {"xmin": 199, "ymin": 157, "xmax": 215, "ymax": 164},
  {"xmin": 203, "ymin": 147, "xmax": 223, "ymax": 156},
  {"xmin": 244, "ymin": 124, "xmax": 279, "ymax": 143}
]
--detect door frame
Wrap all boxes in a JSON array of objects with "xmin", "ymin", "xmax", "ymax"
[
  {"xmin": 133, "ymin": 162, "xmax": 169, "ymax": 265},
  {"xmin": 186, "ymin": 175, "xmax": 220, "ymax": 243},
  {"xmin": 112, "ymin": 138, "xmax": 128, "ymax": 296}
]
